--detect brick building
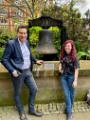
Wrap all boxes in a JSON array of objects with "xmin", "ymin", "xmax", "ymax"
[{"xmin": 0, "ymin": 0, "xmax": 32, "ymax": 31}]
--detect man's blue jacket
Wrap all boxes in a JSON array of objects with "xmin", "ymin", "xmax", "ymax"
[{"xmin": 1, "ymin": 38, "xmax": 36, "ymax": 74}]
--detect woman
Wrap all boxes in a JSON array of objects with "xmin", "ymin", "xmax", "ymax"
[{"xmin": 59, "ymin": 40, "xmax": 79, "ymax": 120}]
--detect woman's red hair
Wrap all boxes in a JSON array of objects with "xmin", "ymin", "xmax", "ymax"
[{"xmin": 60, "ymin": 40, "xmax": 77, "ymax": 61}]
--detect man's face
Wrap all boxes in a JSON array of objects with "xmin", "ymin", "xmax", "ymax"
[{"xmin": 17, "ymin": 28, "xmax": 27, "ymax": 43}]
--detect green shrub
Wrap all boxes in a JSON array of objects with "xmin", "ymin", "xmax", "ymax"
[
  {"xmin": 0, "ymin": 48, "xmax": 4, "ymax": 60},
  {"xmin": 0, "ymin": 30, "xmax": 16, "ymax": 47},
  {"xmin": 77, "ymin": 51, "xmax": 90, "ymax": 60},
  {"xmin": 29, "ymin": 27, "xmax": 42, "ymax": 47}
]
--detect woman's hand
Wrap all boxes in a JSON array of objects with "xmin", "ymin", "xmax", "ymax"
[
  {"xmin": 72, "ymin": 80, "xmax": 77, "ymax": 88},
  {"xmin": 59, "ymin": 64, "xmax": 63, "ymax": 74},
  {"xmin": 73, "ymin": 68, "xmax": 79, "ymax": 88}
]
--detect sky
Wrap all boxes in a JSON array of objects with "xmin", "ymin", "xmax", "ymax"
[
  {"xmin": 77, "ymin": 0, "xmax": 90, "ymax": 17},
  {"xmin": 56, "ymin": 0, "xmax": 90, "ymax": 18}
]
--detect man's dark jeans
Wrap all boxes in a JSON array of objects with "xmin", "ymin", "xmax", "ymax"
[
  {"xmin": 12, "ymin": 69, "xmax": 38, "ymax": 113},
  {"xmin": 60, "ymin": 74, "xmax": 75, "ymax": 114}
]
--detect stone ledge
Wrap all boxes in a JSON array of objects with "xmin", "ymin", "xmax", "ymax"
[{"xmin": 0, "ymin": 60, "xmax": 90, "ymax": 77}]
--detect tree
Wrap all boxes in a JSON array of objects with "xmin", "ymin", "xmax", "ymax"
[
  {"xmin": 42, "ymin": 0, "xmax": 89, "ymax": 53},
  {"xmin": 4, "ymin": 0, "xmax": 55, "ymax": 19},
  {"xmin": 42, "ymin": 0, "xmax": 87, "ymax": 40}
]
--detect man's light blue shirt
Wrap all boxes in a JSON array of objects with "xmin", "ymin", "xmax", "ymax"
[{"xmin": 18, "ymin": 39, "xmax": 31, "ymax": 70}]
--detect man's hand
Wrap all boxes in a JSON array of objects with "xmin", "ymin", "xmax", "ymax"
[
  {"xmin": 12, "ymin": 70, "xmax": 19, "ymax": 77},
  {"xmin": 36, "ymin": 60, "xmax": 44, "ymax": 65}
]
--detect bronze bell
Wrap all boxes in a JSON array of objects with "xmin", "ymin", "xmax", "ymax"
[{"xmin": 37, "ymin": 29, "xmax": 57, "ymax": 54}]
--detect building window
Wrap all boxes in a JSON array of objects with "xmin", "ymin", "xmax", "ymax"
[
  {"xmin": 15, "ymin": 10, "xmax": 23, "ymax": 17},
  {"xmin": 15, "ymin": 0, "xmax": 21, "ymax": 5},
  {"xmin": 0, "ymin": 8, "xmax": 7, "ymax": 14},
  {"xmin": 0, "ymin": 18, "xmax": 7, "ymax": 23}
]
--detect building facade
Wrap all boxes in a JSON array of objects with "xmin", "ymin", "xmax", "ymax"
[{"xmin": 0, "ymin": 0, "xmax": 32, "ymax": 31}]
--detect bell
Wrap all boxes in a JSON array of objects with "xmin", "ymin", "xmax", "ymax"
[{"xmin": 37, "ymin": 29, "xmax": 57, "ymax": 54}]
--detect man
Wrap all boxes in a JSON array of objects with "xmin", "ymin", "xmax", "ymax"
[{"xmin": 1, "ymin": 25, "xmax": 44, "ymax": 120}]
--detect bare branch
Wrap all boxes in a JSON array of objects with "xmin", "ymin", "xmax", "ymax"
[{"xmin": 5, "ymin": 0, "xmax": 30, "ymax": 16}]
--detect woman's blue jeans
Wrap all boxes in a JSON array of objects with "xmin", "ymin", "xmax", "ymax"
[{"xmin": 60, "ymin": 74, "xmax": 75, "ymax": 114}]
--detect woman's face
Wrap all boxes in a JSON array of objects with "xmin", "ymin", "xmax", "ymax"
[{"xmin": 64, "ymin": 43, "xmax": 72, "ymax": 54}]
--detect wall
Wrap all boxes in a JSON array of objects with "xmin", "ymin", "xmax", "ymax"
[{"xmin": 0, "ymin": 61, "xmax": 90, "ymax": 106}]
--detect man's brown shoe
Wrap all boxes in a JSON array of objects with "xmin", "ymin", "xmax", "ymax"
[{"xmin": 28, "ymin": 111, "xmax": 43, "ymax": 117}]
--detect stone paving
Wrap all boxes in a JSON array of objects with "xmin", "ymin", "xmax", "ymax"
[{"xmin": 0, "ymin": 102, "xmax": 90, "ymax": 120}]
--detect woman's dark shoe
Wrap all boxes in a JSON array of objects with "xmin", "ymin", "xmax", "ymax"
[
  {"xmin": 19, "ymin": 112, "xmax": 28, "ymax": 120},
  {"xmin": 64, "ymin": 108, "xmax": 67, "ymax": 114},
  {"xmin": 66, "ymin": 113, "xmax": 73, "ymax": 120}
]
